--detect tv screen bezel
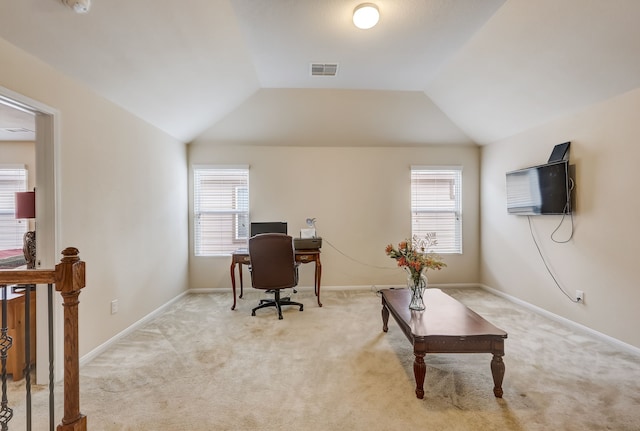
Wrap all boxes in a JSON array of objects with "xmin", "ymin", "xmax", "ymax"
[{"xmin": 506, "ymin": 160, "xmax": 572, "ymax": 216}]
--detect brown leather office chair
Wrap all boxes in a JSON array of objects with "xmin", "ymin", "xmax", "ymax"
[{"xmin": 248, "ymin": 233, "xmax": 304, "ymax": 320}]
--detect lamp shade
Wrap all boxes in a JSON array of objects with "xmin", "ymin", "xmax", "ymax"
[{"xmin": 15, "ymin": 191, "xmax": 35, "ymax": 219}]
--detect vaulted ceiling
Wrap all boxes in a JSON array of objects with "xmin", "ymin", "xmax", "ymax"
[{"xmin": 1, "ymin": 0, "xmax": 639, "ymax": 146}]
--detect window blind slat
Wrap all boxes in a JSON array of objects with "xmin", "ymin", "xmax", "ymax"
[{"xmin": 411, "ymin": 168, "xmax": 462, "ymax": 254}]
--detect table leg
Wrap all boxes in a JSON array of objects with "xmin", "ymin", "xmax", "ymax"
[
  {"xmin": 491, "ymin": 353, "xmax": 505, "ymax": 398},
  {"xmin": 239, "ymin": 265, "xmax": 244, "ymax": 298},
  {"xmin": 316, "ymin": 259, "xmax": 322, "ymax": 307},
  {"xmin": 413, "ymin": 350, "xmax": 426, "ymax": 399},
  {"xmin": 381, "ymin": 301, "xmax": 389, "ymax": 332},
  {"xmin": 230, "ymin": 262, "xmax": 237, "ymax": 310}
]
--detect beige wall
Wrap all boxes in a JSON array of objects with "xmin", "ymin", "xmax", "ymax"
[
  {"xmin": 480, "ymin": 87, "xmax": 640, "ymax": 349},
  {"xmin": 1, "ymin": 38, "xmax": 189, "ymax": 357},
  {"xmin": 188, "ymin": 144, "xmax": 480, "ymax": 290}
]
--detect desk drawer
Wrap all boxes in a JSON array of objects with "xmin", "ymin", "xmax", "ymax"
[{"xmin": 296, "ymin": 254, "xmax": 315, "ymax": 263}]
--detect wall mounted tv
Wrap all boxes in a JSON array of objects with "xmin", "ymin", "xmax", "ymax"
[{"xmin": 506, "ymin": 160, "xmax": 572, "ymax": 215}]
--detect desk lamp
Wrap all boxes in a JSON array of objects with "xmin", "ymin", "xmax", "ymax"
[{"xmin": 305, "ymin": 218, "xmax": 317, "ymax": 235}]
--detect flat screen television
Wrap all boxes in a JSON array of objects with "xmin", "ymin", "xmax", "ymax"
[
  {"xmin": 506, "ymin": 160, "xmax": 572, "ymax": 215},
  {"xmin": 250, "ymin": 221, "xmax": 287, "ymax": 237}
]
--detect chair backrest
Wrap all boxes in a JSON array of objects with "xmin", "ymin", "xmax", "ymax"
[{"xmin": 248, "ymin": 233, "xmax": 297, "ymax": 290}]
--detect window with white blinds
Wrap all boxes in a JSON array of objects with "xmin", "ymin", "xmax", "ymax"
[
  {"xmin": 411, "ymin": 166, "xmax": 462, "ymax": 254},
  {"xmin": 0, "ymin": 166, "xmax": 28, "ymax": 249},
  {"xmin": 194, "ymin": 166, "xmax": 249, "ymax": 256}
]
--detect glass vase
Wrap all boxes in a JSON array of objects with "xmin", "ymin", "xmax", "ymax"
[{"xmin": 406, "ymin": 268, "xmax": 428, "ymax": 311}]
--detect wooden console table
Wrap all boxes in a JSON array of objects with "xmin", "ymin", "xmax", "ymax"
[
  {"xmin": 230, "ymin": 249, "xmax": 322, "ymax": 310},
  {"xmin": 381, "ymin": 288, "xmax": 507, "ymax": 399}
]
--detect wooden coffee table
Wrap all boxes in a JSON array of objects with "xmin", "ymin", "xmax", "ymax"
[{"xmin": 381, "ymin": 288, "xmax": 507, "ymax": 399}]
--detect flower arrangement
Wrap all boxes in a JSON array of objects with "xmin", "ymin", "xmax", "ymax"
[{"xmin": 385, "ymin": 233, "xmax": 446, "ymax": 286}]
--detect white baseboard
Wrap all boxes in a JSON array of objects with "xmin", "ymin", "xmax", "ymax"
[
  {"xmin": 479, "ymin": 283, "xmax": 640, "ymax": 356},
  {"xmin": 188, "ymin": 288, "xmax": 218, "ymax": 293},
  {"xmin": 79, "ymin": 291, "xmax": 188, "ymax": 367}
]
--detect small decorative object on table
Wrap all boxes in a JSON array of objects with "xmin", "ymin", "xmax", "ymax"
[{"xmin": 385, "ymin": 233, "xmax": 446, "ymax": 311}]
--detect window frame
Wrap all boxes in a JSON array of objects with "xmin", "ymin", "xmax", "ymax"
[
  {"xmin": 193, "ymin": 165, "xmax": 249, "ymax": 256},
  {"xmin": 410, "ymin": 165, "xmax": 463, "ymax": 254}
]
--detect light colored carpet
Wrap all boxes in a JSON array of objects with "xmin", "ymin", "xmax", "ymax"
[{"xmin": 8, "ymin": 287, "xmax": 640, "ymax": 430}]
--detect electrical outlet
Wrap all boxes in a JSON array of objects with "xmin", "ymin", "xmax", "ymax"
[
  {"xmin": 111, "ymin": 299, "xmax": 119, "ymax": 314},
  {"xmin": 575, "ymin": 290, "xmax": 584, "ymax": 303}
]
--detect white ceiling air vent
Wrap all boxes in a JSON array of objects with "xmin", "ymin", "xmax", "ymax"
[{"xmin": 311, "ymin": 63, "xmax": 338, "ymax": 77}]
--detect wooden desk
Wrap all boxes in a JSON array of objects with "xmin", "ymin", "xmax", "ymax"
[
  {"xmin": 230, "ymin": 249, "xmax": 322, "ymax": 310},
  {"xmin": 0, "ymin": 288, "xmax": 36, "ymax": 380},
  {"xmin": 381, "ymin": 288, "xmax": 507, "ymax": 399}
]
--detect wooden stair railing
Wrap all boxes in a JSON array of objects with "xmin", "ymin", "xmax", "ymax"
[{"xmin": 0, "ymin": 247, "xmax": 86, "ymax": 431}]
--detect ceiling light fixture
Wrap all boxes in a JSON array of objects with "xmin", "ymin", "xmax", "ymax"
[
  {"xmin": 353, "ymin": 3, "xmax": 379, "ymax": 30},
  {"xmin": 62, "ymin": 0, "xmax": 91, "ymax": 14}
]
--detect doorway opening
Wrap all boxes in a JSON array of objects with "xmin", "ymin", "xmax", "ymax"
[{"xmin": 0, "ymin": 87, "xmax": 61, "ymax": 384}]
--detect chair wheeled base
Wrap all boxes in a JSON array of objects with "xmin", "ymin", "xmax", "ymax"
[{"xmin": 251, "ymin": 289, "xmax": 303, "ymax": 320}]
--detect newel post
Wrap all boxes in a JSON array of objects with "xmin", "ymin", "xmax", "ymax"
[{"xmin": 55, "ymin": 247, "xmax": 87, "ymax": 431}]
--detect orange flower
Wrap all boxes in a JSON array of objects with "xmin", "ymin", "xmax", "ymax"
[{"xmin": 384, "ymin": 234, "xmax": 446, "ymax": 281}]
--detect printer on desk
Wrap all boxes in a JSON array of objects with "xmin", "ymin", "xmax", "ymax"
[
  {"xmin": 294, "ymin": 227, "xmax": 322, "ymax": 250},
  {"xmin": 294, "ymin": 237, "xmax": 322, "ymax": 250}
]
